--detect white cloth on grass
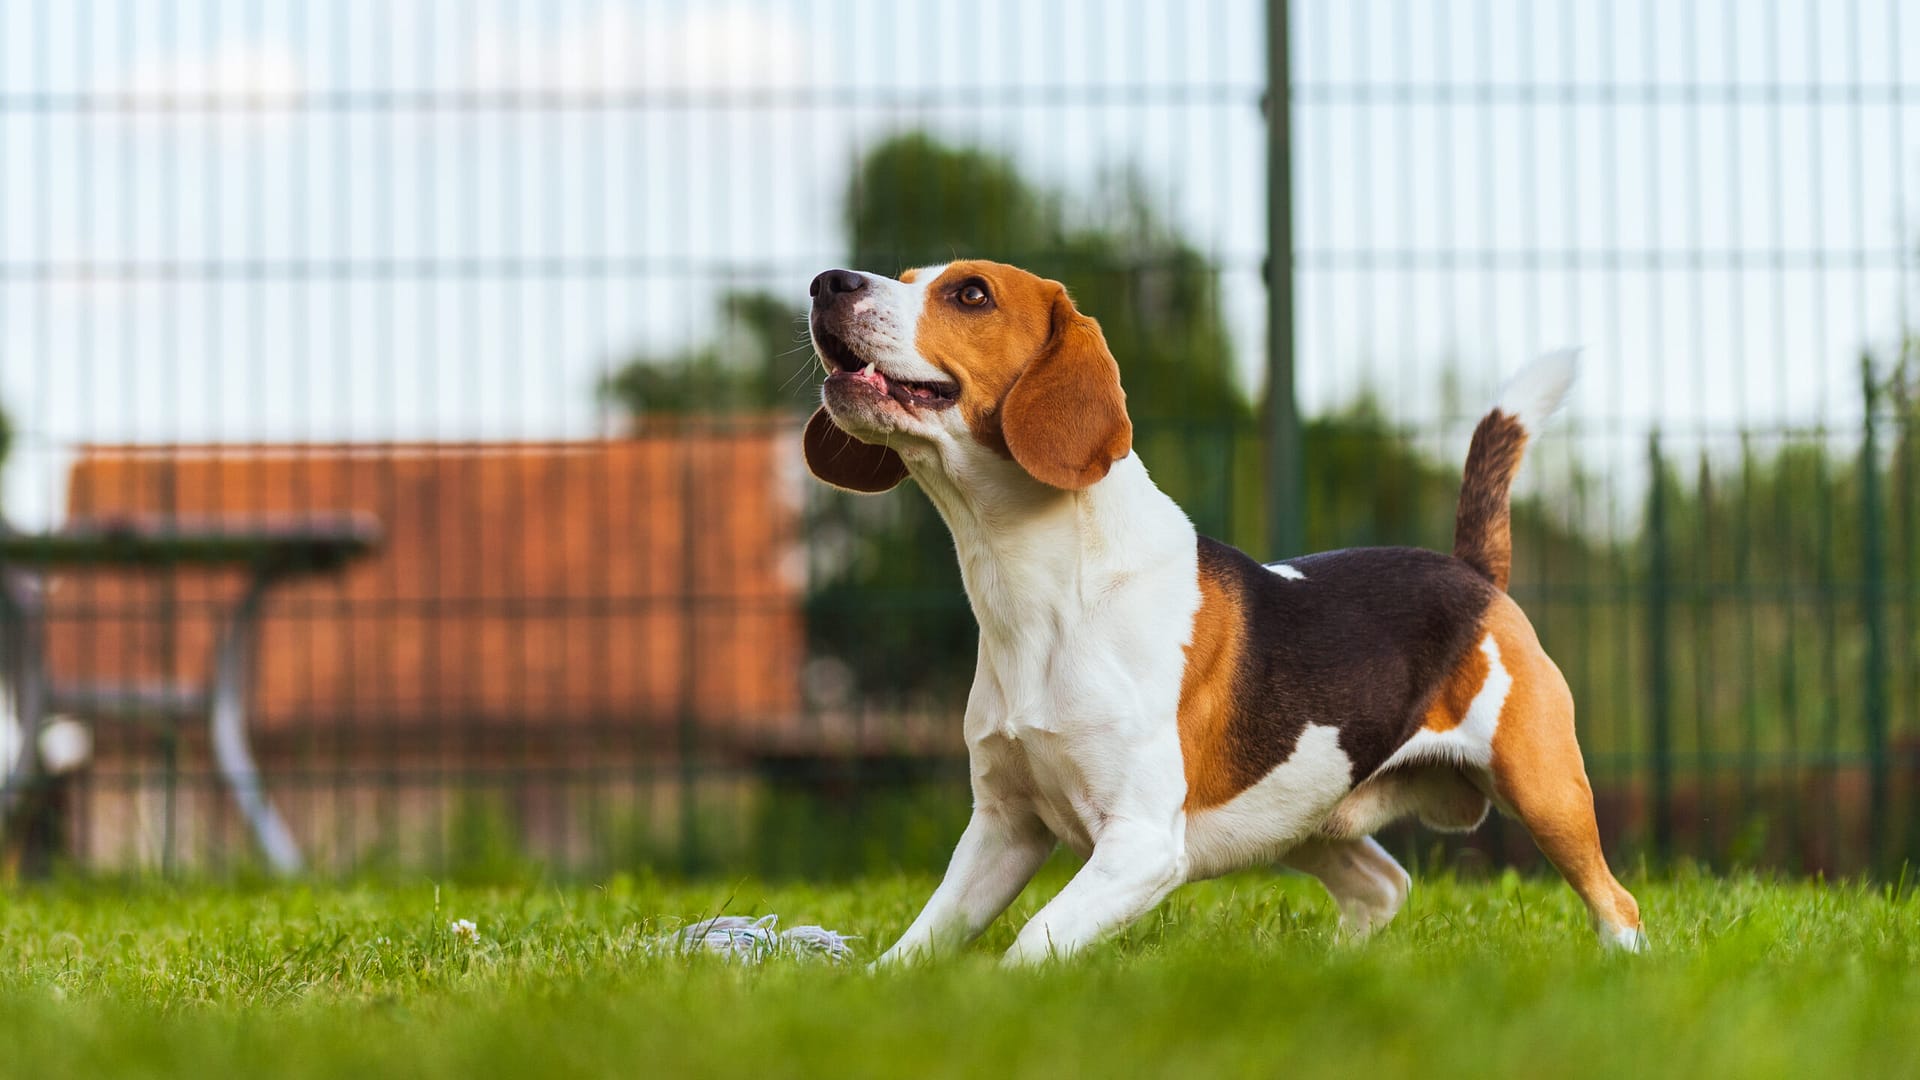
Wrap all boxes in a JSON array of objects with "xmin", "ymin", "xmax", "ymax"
[{"xmin": 655, "ymin": 914, "xmax": 856, "ymax": 963}]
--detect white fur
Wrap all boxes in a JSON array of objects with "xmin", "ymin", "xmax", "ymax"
[
  {"xmin": 1267, "ymin": 562, "xmax": 1306, "ymax": 581},
  {"xmin": 1183, "ymin": 724, "xmax": 1357, "ymax": 879},
  {"xmin": 834, "ymin": 265, "xmax": 955, "ymax": 392},
  {"xmin": 902, "ymin": 448, "xmax": 1203, "ymax": 966},
  {"xmin": 1604, "ymin": 924, "xmax": 1650, "ymax": 954},
  {"xmin": 1378, "ymin": 634, "xmax": 1511, "ymax": 773},
  {"xmin": 1280, "ymin": 836, "xmax": 1411, "ymax": 937},
  {"xmin": 1497, "ymin": 349, "xmax": 1579, "ymax": 434}
]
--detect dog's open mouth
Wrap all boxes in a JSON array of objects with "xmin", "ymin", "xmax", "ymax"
[{"xmin": 817, "ymin": 330, "xmax": 958, "ymax": 410}]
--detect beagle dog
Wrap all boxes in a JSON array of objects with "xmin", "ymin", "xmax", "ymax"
[{"xmin": 803, "ymin": 260, "xmax": 1645, "ymax": 964}]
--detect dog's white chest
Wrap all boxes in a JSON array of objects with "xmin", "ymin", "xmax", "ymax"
[
  {"xmin": 965, "ymin": 660, "xmax": 1111, "ymax": 860},
  {"xmin": 916, "ymin": 455, "xmax": 1200, "ymax": 873},
  {"xmin": 964, "ymin": 633, "xmax": 1194, "ymax": 865},
  {"xmin": 971, "ymin": 727, "xmax": 1102, "ymax": 857}
]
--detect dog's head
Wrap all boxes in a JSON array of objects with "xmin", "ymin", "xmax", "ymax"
[{"xmin": 802, "ymin": 260, "xmax": 1132, "ymax": 493}]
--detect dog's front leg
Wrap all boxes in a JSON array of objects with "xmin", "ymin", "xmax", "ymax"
[
  {"xmin": 1003, "ymin": 815, "xmax": 1187, "ymax": 965},
  {"xmin": 875, "ymin": 803, "xmax": 1053, "ymax": 967}
]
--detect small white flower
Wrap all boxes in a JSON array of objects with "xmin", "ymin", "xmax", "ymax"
[{"xmin": 449, "ymin": 918, "xmax": 478, "ymax": 941}]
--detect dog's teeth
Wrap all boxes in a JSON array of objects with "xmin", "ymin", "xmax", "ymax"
[{"xmin": 861, "ymin": 363, "xmax": 876, "ymax": 377}]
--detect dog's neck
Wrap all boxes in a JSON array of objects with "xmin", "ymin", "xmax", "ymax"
[{"xmin": 905, "ymin": 447, "xmax": 1193, "ymax": 648}]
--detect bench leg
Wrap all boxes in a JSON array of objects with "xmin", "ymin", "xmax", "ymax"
[
  {"xmin": 0, "ymin": 580, "xmax": 49, "ymax": 825},
  {"xmin": 211, "ymin": 574, "xmax": 303, "ymax": 876}
]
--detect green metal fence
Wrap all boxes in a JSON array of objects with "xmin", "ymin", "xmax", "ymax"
[{"xmin": 0, "ymin": 0, "xmax": 1912, "ymax": 878}]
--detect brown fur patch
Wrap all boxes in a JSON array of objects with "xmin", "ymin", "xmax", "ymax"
[
  {"xmin": 912, "ymin": 261, "xmax": 1054, "ymax": 447},
  {"xmin": 1178, "ymin": 562, "xmax": 1247, "ymax": 810},
  {"xmin": 1484, "ymin": 598, "xmax": 1579, "ymax": 811},
  {"xmin": 1452, "ymin": 410, "xmax": 1529, "ymax": 590},
  {"xmin": 911, "ymin": 261, "xmax": 1131, "ymax": 488},
  {"xmin": 1421, "ymin": 634, "xmax": 1492, "ymax": 732}
]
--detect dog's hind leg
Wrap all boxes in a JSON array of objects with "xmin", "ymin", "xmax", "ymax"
[
  {"xmin": 1484, "ymin": 605, "xmax": 1646, "ymax": 953},
  {"xmin": 1281, "ymin": 836, "xmax": 1411, "ymax": 938}
]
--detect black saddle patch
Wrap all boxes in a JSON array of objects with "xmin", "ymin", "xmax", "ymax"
[{"xmin": 1201, "ymin": 537, "xmax": 1498, "ymax": 788}]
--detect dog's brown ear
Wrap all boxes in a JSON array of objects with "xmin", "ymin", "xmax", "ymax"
[
  {"xmin": 1000, "ymin": 286, "xmax": 1132, "ymax": 490},
  {"xmin": 803, "ymin": 406, "xmax": 909, "ymax": 493}
]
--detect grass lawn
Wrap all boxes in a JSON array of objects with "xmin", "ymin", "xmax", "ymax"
[{"xmin": 0, "ymin": 863, "xmax": 1915, "ymax": 1079}]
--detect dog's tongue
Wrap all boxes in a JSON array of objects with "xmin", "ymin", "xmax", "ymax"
[{"xmin": 852, "ymin": 362, "xmax": 888, "ymax": 391}]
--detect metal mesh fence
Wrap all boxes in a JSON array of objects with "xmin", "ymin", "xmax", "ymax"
[
  {"xmin": 0, "ymin": 1, "xmax": 1913, "ymax": 878},
  {"xmin": 1291, "ymin": 0, "xmax": 1918, "ymax": 874}
]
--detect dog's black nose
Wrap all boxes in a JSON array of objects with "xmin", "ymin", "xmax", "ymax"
[{"xmin": 810, "ymin": 269, "xmax": 867, "ymax": 300}]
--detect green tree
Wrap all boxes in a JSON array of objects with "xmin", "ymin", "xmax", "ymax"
[
  {"xmin": 598, "ymin": 290, "xmax": 811, "ymax": 420},
  {"xmin": 845, "ymin": 133, "xmax": 1059, "ymax": 275}
]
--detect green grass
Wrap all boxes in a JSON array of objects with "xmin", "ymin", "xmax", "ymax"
[{"xmin": 0, "ymin": 863, "xmax": 1915, "ymax": 1079}]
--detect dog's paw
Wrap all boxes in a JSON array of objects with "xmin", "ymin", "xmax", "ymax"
[{"xmin": 1598, "ymin": 923, "xmax": 1649, "ymax": 954}]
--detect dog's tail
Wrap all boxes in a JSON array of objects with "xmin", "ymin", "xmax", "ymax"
[{"xmin": 1452, "ymin": 350, "xmax": 1578, "ymax": 591}]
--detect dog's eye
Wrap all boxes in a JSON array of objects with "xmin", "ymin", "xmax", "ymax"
[{"xmin": 957, "ymin": 282, "xmax": 990, "ymax": 308}]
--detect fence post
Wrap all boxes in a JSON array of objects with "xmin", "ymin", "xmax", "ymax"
[
  {"xmin": 679, "ymin": 446, "xmax": 701, "ymax": 875},
  {"xmin": 1647, "ymin": 432, "xmax": 1674, "ymax": 864},
  {"xmin": 1860, "ymin": 356, "xmax": 1890, "ymax": 870},
  {"xmin": 1899, "ymin": 347, "xmax": 1919, "ymax": 871},
  {"xmin": 1264, "ymin": 0, "xmax": 1303, "ymax": 560}
]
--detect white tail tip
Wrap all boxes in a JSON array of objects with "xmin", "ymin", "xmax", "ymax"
[{"xmin": 1496, "ymin": 349, "xmax": 1580, "ymax": 433}]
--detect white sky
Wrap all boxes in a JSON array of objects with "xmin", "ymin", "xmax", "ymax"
[{"xmin": 1, "ymin": 0, "xmax": 1915, "ymax": 527}]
